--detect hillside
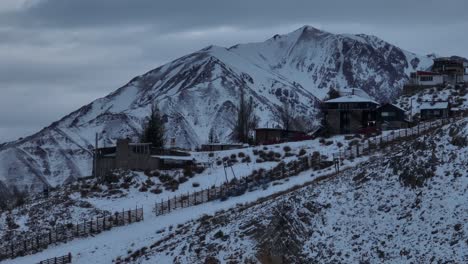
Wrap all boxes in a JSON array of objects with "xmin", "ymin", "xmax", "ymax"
[
  {"xmin": 4, "ymin": 118, "xmax": 465, "ymax": 264},
  {"xmin": 122, "ymin": 118, "xmax": 468, "ymax": 263},
  {"xmin": 0, "ymin": 25, "xmax": 433, "ymax": 192}
]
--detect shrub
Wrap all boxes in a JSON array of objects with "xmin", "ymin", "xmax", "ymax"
[
  {"xmin": 256, "ymin": 158, "xmax": 264, "ymax": 163},
  {"xmin": 208, "ymin": 152, "xmax": 214, "ymax": 157},
  {"xmin": 178, "ymin": 176, "xmax": 188, "ymax": 184},
  {"xmin": 150, "ymin": 188, "xmax": 163, "ymax": 194},
  {"xmin": 337, "ymin": 142, "xmax": 343, "ymax": 148},
  {"xmin": 253, "ymin": 149, "xmax": 259, "ymax": 155},
  {"xmin": 238, "ymin": 152, "xmax": 245, "ymax": 158},
  {"xmin": 216, "ymin": 160, "xmax": 223, "ymax": 166},
  {"xmin": 230, "ymin": 153, "xmax": 237, "ymax": 159},
  {"xmin": 451, "ymin": 135, "xmax": 467, "ymax": 147},
  {"xmin": 194, "ymin": 166, "xmax": 205, "ymax": 174},
  {"xmin": 283, "ymin": 146, "xmax": 291, "ymax": 152},
  {"xmin": 139, "ymin": 185, "xmax": 148, "ymax": 192},
  {"xmin": 298, "ymin": 149, "xmax": 306, "ymax": 156},
  {"xmin": 192, "ymin": 182, "xmax": 200, "ymax": 187},
  {"xmin": 214, "ymin": 230, "xmax": 224, "ymax": 239},
  {"xmin": 241, "ymin": 156, "xmax": 251, "ymax": 163},
  {"xmin": 183, "ymin": 166, "xmax": 194, "ymax": 177}
]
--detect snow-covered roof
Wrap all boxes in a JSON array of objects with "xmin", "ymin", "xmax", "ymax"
[
  {"xmin": 420, "ymin": 101, "xmax": 449, "ymax": 110},
  {"xmin": 325, "ymin": 95, "xmax": 379, "ymax": 104},
  {"xmin": 338, "ymin": 88, "xmax": 371, "ymax": 98},
  {"xmin": 152, "ymin": 155, "xmax": 194, "ymax": 161}
]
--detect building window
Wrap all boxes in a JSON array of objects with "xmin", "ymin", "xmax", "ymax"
[
  {"xmin": 381, "ymin": 112, "xmax": 396, "ymax": 117},
  {"xmin": 420, "ymin": 76, "xmax": 433, "ymax": 82}
]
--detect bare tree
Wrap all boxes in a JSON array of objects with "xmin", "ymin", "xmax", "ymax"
[{"xmin": 234, "ymin": 89, "xmax": 258, "ymax": 143}]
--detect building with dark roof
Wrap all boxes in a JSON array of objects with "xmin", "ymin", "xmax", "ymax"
[{"xmin": 323, "ymin": 95, "xmax": 380, "ymax": 134}]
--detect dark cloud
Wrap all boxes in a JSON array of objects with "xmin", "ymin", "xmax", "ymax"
[
  {"xmin": 5, "ymin": 0, "xmax": 466, "ymax": 30},
  {"xmin": 0, "ymin": 0, "xmax": 467, "ymax": 143}
]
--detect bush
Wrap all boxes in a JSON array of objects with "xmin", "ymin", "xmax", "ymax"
[
  {"xmin": 283, "ymin": 146, "xmax": 291, "ymax": 152},
  {"xmin": 150, "ymin": 188, "xmax": 163, "ymax": 194},
  {"xmin": 241, "ymin": 156, "xmax": 251, "ymax": 163},
  {"xmin": 256, "ymin": 158, "xmax": 264, "ymax": 163},
  {"xmin": 451, "ymin": 135, "xmax": 467, "ymax": 147},
  {"xmin": 178, "ymin": 176, "xmax": 188, "ymax": 184},
  {"xmin": 337, "ymin": 142, "xmax": 343, "ymax": 148},
  {"xmin": 214, "ymin": 230, "xmax": 224, "ymax": 239},
  {"xmin": 253, "ymin": 149, "xmax": 259, "ymax": 155},
  {"xmin": 208, "ymin": 152, "xmax": 214, "ymax": 157},
  {"xmin": 230, "ymin": 153, "xmax": 237, "ymax": 159},
  {"xmin": 194, "ymin": 166, "xmax": 205, "ymax": 174},
  {"xmin": 298, "ymin": 149, "xmax": 306, "ymax": 156},
  {"xmin": 192, "ymin": 182, "xmax": 200, "ymax": 188},
  {"xmin": 139, "ymin": 185, "xmax": 148, "ymax": 192},
  {"xmin": 183, "ymin": 166, "xmax": 194, "ymax": 177},
  {"xmin": 238, "ymin": 152, "xmax": 245, "ymax": 158},
  {"xmin": 216, "ymin": 160, "xmax": 223, "ymax": 166}
]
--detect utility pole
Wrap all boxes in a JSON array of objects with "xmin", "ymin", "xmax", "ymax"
[{"xmin": 94, "ymin": 132, "xmax": 98, "ymax": 179}]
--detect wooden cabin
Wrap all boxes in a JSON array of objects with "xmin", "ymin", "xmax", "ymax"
[{"xmin": 376, "ymin": 103, "xmax": 409, "ymax": 130}]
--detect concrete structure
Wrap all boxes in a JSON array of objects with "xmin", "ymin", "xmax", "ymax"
[
  {"xmin": 376, "ymin": 103, "xmax": 408, "ymax": 130},
  {"xmin": 324, "ymin": 95, "xmax": 379, "ymax": 134},
  {"xmin": 409, "ymin": 71, "xmax": 444, "ymax": 86},
  {"xmin": 254, "ymin": 128, "xmax": 307, "ymax": 145},
  {"xmin": 200, "ymin": 143, "xmax": 244, "ymax": 152},
  {"xmin": 420, "ymin": 101, "xmax": 449, "ymax": 120},
  {"xmin": 94, "ymin": 139, "xmax": 193, "ymax": 179},
  {"xmin": 404, "ymin": 58, "xmax": 468, "ymax": 95}
]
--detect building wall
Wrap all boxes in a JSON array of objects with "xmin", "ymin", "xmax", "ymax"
[
  {"xmin": 464, "ymin": 75, "xmax": 468, "ymax": 83},
  {"xmin": 327, "ymin": 109, "xmax": 369, "ymax": 134},
  {"xmin": 420, "ymin": 109, "xmax": 449, "ymax": 120},
  {"xmin": 200, "ymin": 144, "xmax": 243, "ymax": 151},
  {"xmin": 255, "ymin": 130, "xmax": 283, "ymax": 144},
  {"xmin": 95, "ymin": 139, "xmax": 160, "ymax": 179},
  {"xmin": 413, "ymin": 75, "xmax": 444, "ymax": 86}
]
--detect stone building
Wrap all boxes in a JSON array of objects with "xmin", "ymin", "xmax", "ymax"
[{"xmin": 94, "ymin": 138, "xmax": 193, "ymax": 179}]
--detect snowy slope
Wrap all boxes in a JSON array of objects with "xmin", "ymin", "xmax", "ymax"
[
  {"xmin": 0, "ymin": 26, "xmax": 433, "ymax": 192},
  {"xmin": 123, "ymin": 118, "xmax": 468, "ymax": 263}
]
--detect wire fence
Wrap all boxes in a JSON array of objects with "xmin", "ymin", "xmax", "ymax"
[
  {"xmin": 0, "ymin": 207, "xmax": 143, "ymax": 261},
  {"xmin": 154, "ymin": 117, "xmax": 458, "ymax": 216}
]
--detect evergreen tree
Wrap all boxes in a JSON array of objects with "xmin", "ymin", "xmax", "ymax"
[
  {"xmin": 141, "ymin": 103, "xmax": 165, "ymax": 147},
  {"xmin": 327, "ymin": 87, "xmax": 340, "ymax": 100}
]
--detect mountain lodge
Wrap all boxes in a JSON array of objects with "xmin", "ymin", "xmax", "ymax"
[{"xmin": 323, "ymin": 95, "xmax": 380, "ymax": 134}]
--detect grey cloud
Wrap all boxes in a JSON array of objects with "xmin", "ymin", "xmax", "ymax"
[
  {"xmin": 0, "ymin": 0, "xmax": 467, "ymax": 143},
  {"xmin": 3, "ymin": 0, "xmax": 467, "ymax": 31}
]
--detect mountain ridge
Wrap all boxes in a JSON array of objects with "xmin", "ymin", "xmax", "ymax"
[{"xmin": 0, "ymin": 25, "xmax": 434, "ymax": 192}]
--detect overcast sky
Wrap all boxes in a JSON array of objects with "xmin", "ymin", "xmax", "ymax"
[{"xmin": 1, "ymin": 0, "xmax": 467, "ymax": 143}]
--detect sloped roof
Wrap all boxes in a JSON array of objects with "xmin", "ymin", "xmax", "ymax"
[
  {"xmin": 420, "ymin": 101, "xmax": 449, "ymax": 109},
  {"xmin": 325, "ymin": 95, "xmax": 379, "ymax": 104}
]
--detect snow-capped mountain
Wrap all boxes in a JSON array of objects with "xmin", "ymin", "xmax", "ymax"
[{"xmin": 0, "ymin": 26, "xmax": 433, "ymax": 192}]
